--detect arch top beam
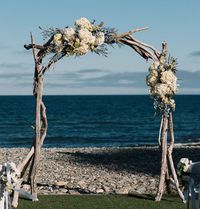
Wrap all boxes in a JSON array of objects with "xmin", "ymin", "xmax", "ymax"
[{"xmin": 24, "ymin": 18, "xmax": 162, "ymax": 76}]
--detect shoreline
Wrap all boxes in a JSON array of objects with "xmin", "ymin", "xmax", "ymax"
[
  {"xmin": 1, "ymin": 146, "xmax": 200, "ymax": 195},
  {"xmin": 1, "ymin": 141, "xmax": 200, "ymax": 149}
]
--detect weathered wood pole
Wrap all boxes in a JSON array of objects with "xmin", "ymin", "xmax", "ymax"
[
  {"xmin": 155, "ymin": 112, "xmax": 185, "ymax": 202},
  {"xmin": 12, "ymin": 34, "xmax": 48, "ymax": 207},
  {"xmin": 155, "ymin": 115, "xmax": 168, "ymax": 201}
]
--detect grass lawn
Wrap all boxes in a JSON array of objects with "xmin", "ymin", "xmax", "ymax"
[{"xmin": 18, "ymin": 194, "xmax": 185, "ymax": 209}]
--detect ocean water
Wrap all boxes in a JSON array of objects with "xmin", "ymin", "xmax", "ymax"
[{"xmin": 0, "ymin": 95, "xmax": 200, "ymax": 148}]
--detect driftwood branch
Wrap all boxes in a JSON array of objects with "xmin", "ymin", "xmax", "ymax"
[
  {"xmin": 40, "ymin": 101, "xmax": 48, "ymax": 145},
  {"xmin": 117, "ymin": 28, "xmax": 160, "ymax": 61},
  {"xmin": 155, "ymin": 115, "xmax": 168, "ymax": 201},
  {"xmin": 40, "ymin": 53, "xmax": 65, "ymax": 76},
  {"xmin": 158, "ymin": 115, "xmax": 164, "ymax": 147},
  {"xmin": 24, "ymin": 44, "xmax": 45, "ymax": 50},
  {"xmin": 126, "ymin": 35, "xmax": 160, "ymax": 58},
  {"xmin": 120, "ymin": 37, "xmax": 158, "ymax": 61},
  {"xmin": 167, "ymin": 112, "xmax": 185, "ymax": 202},
  {"xmin": 117, "ymin": 27, "xmax": 149, "ymax": 39},
  {"xmin": 168, "ymin": 112, "xmax": 174, "ymax": 154}
]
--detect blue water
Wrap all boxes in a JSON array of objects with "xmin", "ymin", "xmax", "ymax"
[{"xmin": 0, "ymin": 95, "xmax": 200, "ymax": 147}]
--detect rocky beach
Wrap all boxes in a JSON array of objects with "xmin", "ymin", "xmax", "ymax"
[{"xmin": 0, "ymin": 146, "xmax": 200, "ymax": 195}]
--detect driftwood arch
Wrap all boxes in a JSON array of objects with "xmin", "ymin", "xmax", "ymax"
[{"xmin": 11, "ymin": 20, "xmax": 184, "ymax": 207}]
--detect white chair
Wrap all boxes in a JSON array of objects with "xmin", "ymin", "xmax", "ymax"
[{"xmin": 186, "ymin": 162, "xmax": 200, "ymax": 209}]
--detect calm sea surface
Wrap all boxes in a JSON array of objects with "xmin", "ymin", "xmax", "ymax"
[{"xmin": 0, "ymin": 95, "xmax": 200, "ymax": 147}]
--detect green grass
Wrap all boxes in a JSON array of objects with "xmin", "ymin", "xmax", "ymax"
[{"xmin": 18, "ymin": 195, "xmax": 185, "ymax": 209}]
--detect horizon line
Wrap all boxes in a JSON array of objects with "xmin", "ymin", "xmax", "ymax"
[{"xmin": 0, "ymin": 94, "xmax": 200, "ymax": 96}]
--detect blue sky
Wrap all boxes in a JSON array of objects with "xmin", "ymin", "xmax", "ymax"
[{"xmin": 0, "ymin": 0, "xmax": 200, "ymax": 95}]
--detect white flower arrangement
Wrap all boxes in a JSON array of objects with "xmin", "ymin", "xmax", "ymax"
[
  {"xmin": 0, "ymin": 162, "xmax": 21, "ymax": 200},
  {"xmin": 146, "ymin": 56, "xmax": 178, "ymax": 114},
  {"xmin": 41, "ymin": 17, "xmax": 115, "ymax": 57},
  {"xmin": 177, "ymin": 158, "xmax": 192, "ymax": 176}
]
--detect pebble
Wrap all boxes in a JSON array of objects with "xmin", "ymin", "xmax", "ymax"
[
  {"xmin": 1, "ymin": 146, "xmax": 200, "ymax": 195},
  {"xmin": 96, "ymin": 188, "xmax": 104, "ymax": 194},
  {"xmin": 114, "ymin": 188, "xmax": 129, "ymax": 195}
]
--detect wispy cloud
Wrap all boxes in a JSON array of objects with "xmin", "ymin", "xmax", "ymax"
[
  {"xmin": 0, "ymin": 62, "xmax": 28, "ymax": 70},
  {"xmin": 45, "ymin": 70, "xmax": 200, "ymax": 91},
  {"xmin": 43, "ymin": 71, "xmax": 145, "ymax": 88},
  {"xmin": 2, "ymin": 69, "xmax": 200, "ymax": 95},
  {"xmin": 75, "ymin": 72, "xmax": 145, "ymax": 87},
  {"xmin": 77, "ymin": 69, "xmax": 110, "ymax": 74},
  {"xmin": 177, "ymin": 70, "xmax": 200, "ymax": 88},
  {"xmin": 189, "ymin": 51, "xmax": 200, "ymax": 57},
  {"xmin": 0, "ymin": 72, "xmax": 32, "ymax": 79}
]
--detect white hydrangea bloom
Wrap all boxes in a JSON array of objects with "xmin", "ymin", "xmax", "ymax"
[
  {"xmin": 146, "ymin": 74, "xmax": 157, "ymax": 87},
  {"xmin": 147, "ymin": 60, "xmax": 178, "ymax": 112},
  {"xmin": 78, "ymin": 29, "xmax": 95, "ymax": 45},
  {"xmin": 178, "ymin": 158, "xmax": 192, "ymax": 173},
  {"xmin": 146, "ymin": 70, "xmax": 158, "ymax": 87},
  {"xmin": 154, "ymin": 83, "xmax": 172, "ymax": 97},
  {"xmin": 75, "ymin": 17, "xmax": 93, "ymax": 31},
  {"xmin": 74, "ymin": 42, "xmax": 89, "ymax": 55},
  {"xmin": 63, "ymin": 28, "xmax": 75, "ymax": 42},
  {"xmin": 160, "ymin": 70, "xmax": 178, "ymax": 94},
  {"xmin": 160, "ymin": 70, "xmax": 177, "ymax": 85},
  {"xmin": 53, "ymin": 33, "xmax": 62, "ymax": 46},
  {"xmin": 95, "ymin": 32, "xmax": 105, "ymax": 46}
]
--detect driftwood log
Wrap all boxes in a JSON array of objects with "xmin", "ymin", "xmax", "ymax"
[{"xmin": 11, "ymin": 27, "xmax": 183, "ymax": 207}]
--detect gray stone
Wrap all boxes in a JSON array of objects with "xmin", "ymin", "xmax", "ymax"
[
  {"xmin": 60, "ymin": 188, "xmax": 68, "ymax": 193},
  {"xmin": 68, "ymin": 189, "xmax": 80, "ymax": 195}
]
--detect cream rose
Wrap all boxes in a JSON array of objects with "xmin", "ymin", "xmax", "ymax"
[
  {"xmin": 160, "ymin": 70, "xmax": 177, "ymax": 85},
  {"xmin": 63, "ymin": 28, "xmax": 75, "ymax": 42},
  {"xmin": 146, "ymin": 69, "xmax": 158, "ymax": 87},
  {"xmin": 75, "ymin": 17, "xmax": 93, "ymax": 31},
  {"xmin": 53, "ymin": 33, "xmax": 62, "ymax": 46},
  {"xmin": 74, "ymin": 42, "xmax": 89, "ymax": 55},
  {"xmin": 154, "ymin": 83, "xmax": 172, "ymax": 97},
  {"xmin": 78, "ymin": 29, "xmax": 95, "ymax": 45}
]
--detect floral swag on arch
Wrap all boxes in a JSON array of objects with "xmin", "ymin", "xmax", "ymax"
[{"xmin": 0, "ymin": 17, "xmax": 184, "ymax": 208}]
